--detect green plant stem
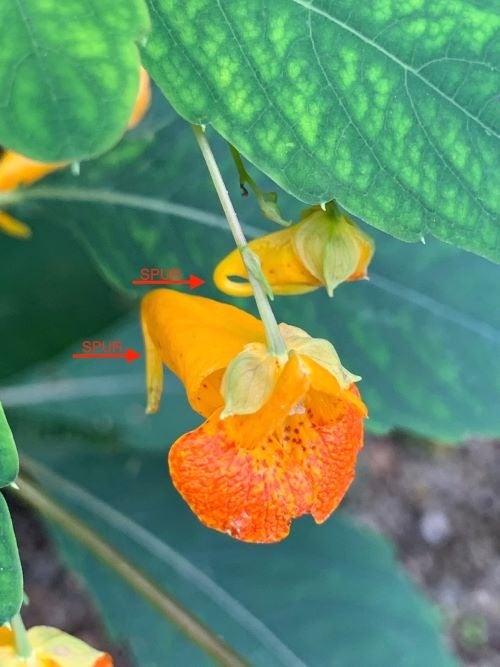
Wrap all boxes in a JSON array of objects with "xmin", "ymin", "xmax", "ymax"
[
  {"xmin": 10, "ymin": 613, "xmax": 31, "ymax": 658},
  {"xmin": 0, "ymin": 186, "xmax": 247, "ymax": 232},
  {"xmin": 11, "ymin": 474, "xmax": 249, "ymax": 667},
  {"xmin": 192, "ymin": 125, "xmax": 287, "ymax": 358}
]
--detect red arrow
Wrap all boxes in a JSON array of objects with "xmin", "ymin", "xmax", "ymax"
[
  {"xmin": 72, "ymin": 349, "xmax": 141, "ymax": 363},
  {"xmin": 132, "ymin": 274, "xmax": 205, "ymax": 289}
]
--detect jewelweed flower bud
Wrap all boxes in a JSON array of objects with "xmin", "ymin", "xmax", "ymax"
[
  {"xmin": 0, "ymin": 211, "xmax": 32, "ymax": 239},
  {"xmin": 214, "ymin": 201, "xmax": 374, "ymax": 297},
  {"xmin": 294, "ymin": 202, "xmax": 374, "ymax": 296}
]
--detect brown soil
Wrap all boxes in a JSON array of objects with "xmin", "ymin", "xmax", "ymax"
[{"xmin": 346, "ymin": 435, "xmax": 500, "ymax": 667}]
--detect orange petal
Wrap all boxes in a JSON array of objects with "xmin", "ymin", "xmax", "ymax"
[
  {"xmin": 226, "ymin": 352, "xmax": 310, "ymax": 445},
  {"xmin": 0, "ymin": 626, "xmax": 112, "ymax": 667},
  {"xmin": 169, "ymin": 379, "xmax": 365, "ymax": 543},
  {"xmin": 141, "ymin": 289, "xmax": 265, "ymax": 416},
  {"xmin": 126, "ymin": 67, "xmax": 151, "ymax": 130},
  {"xmin": 0, "ymin": 210, "xmax": 32, "ymax": 238},
  {"xmin": 29, "ymin": 626, "xmax": 113, "ymax": 667},
  {"xmin": 95, "ymin": 656, "xmax": 113, "ymax": 667},
  {"xmin": 302, "ymin": 385, "xmax": 366, "ymax": 522},
  {"xmin": 0, "ymin": 151, "xmax": 67, "ymax": 191},
  {"xmin": 213, "ymin": 226, "xmax": 321, "ymax": 297},
  {"xmin": 349, "ymin": 225, "xmax": 375, "ymax": 280}
]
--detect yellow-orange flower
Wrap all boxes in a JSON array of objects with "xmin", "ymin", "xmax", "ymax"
[
  {"xmin": 0, "ymin": 68, "xmax": 151, "ymax": 239},
  {"xmin": 0, "ymin": 211, "xmax": 32, "ymax": 239},
  {"xmin": 141, "ymin": 289, "xmax": 366, "ymax": 543},
  {"xmin": 214, "ymin": 203, "xmax": 374, "ymax": 297},
  {"xmin": 0, "ymin": 625, "xmax": 112, "ymax": 666},
  {"xmin": 126, "ymin": 67, "xmax": 151, "ymax": 131}
]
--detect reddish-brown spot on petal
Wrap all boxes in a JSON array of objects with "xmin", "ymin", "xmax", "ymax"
[{"xmin": 168, "ymin": 384, "xmax": 365, "ymax": 543}]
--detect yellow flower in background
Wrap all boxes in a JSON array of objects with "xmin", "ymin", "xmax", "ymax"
[
  {"xmin": 0, "ymin": 151, "xmax": 67, "ymax": 194},
  {"xmin": 0, "ymin": 68, "xmax": 151, "ymax": 239},
  {"xmin": 141, "ymin": 289, "xmax": 366, "ymax": 543},
  {"xmin": 214, "ymin": 202, "xmax": 374, "ymax": 297},
  {"xmin": 0, "ymin": 625, "xmax": 112, "ymax": 666},
  {"xmin": 126, "ymin": 67, "xmax": 151, "ymax": 131},
  {"xmin": 0, "ymin": 211, "xmax": 32, "ymax": 239}
]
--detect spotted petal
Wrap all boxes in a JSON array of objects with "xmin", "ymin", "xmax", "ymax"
[{"xmin": 169, "ymin": 356, "xmax": 365, "ymax": 543}]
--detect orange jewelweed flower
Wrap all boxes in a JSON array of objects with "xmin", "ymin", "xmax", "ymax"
[
  {"xmin": 214, "ymin": 202, "xmax": 374, "ymax": 298},
  {"xmin": 0, "ymin": 625, "xmax": 112, "ymax": 667},
  {"xmin": 142, "ymin": 289, "xmax": 366, "ymax": 543},
  {"xmin": 0, "ymin": 211, "xmax": 32, "ymax": 239},
  {"xmin": 126, "ymin": 66, "xmax": 152, "ymax": 130},
  {"xmin": 0, "ymin": 151, "xmax": 67, "ymax": 193}
]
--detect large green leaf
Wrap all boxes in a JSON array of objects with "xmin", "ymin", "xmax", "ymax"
[
  {"xmin": 0, "ymin": 403, "xmax": 18, "ymax": 487},
  {"xmin": 0, "ymin": 405, "xmax": 22, "ymax": 624},
  {"xmin": 0, "ymin": 0, "xmax": 149, "ymax": 161},
  {"xmin": 0, "ymin": 216, "xmax": 131, "ymax": 379},
  {"xmin": 2, "ymin": 114, "xmax": 499, "ymax": 440},
  {"xmin": 12, "ymin": 415, "xmax": 456, "ymax": 667},
  {"xmin": 142, "ymin": 0, "xmax": 499, "ymax": 261},
  {"xmin": 0, "ymin": 493, "xmax": 23, "ymax": 623}
]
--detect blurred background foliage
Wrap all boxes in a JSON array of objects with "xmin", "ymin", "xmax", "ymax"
[
  {"xmin": 1, "ymin": 0, "xmax": 498, "ymax": 662},
  {"xmin": 2, "ymin": 91, "xmax": 498, "ymax": 666},
  {"xmin": 2, "ymin": 94, "xmax": 499, "ymax": 440}
]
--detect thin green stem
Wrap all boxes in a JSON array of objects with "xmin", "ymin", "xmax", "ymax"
[
  {"xmin": 11, "ymin": 475, "xmax": 249, "ymax": 667},
  {"xmin": 193, "ymin": 125, "xmax": 287, "ymax": 358},
  {"xmin": 10, "ymin": 613, "xmax": 32, "ymax": 658},
  {"xmin": 0, "ymin": 185, "xmax": 266, "ymax": 239}
]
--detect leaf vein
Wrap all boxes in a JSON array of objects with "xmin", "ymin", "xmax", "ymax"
[
  {"xmin": 292, "ymin": 0, "xmax": 500, "ymax": 139},
  {"xmin": 403, "ymin": 70, "xmax": 492, "ymax": 221}
]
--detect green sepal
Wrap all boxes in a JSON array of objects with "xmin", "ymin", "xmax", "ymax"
[{"xmin": 221, "ymin": 343, "xmax": 281, "ymax": 418}]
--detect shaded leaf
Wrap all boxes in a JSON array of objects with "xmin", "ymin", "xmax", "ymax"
[
  {"xmin": 142, "ymin": 0, "xmax": 499, "ymax": 261},
  {"xmin": 0, "ymin": 403, "xmax": 18, "ymax": 487},
  {"xmin": 0, "ymin": 493, "xmax": 23, "ymax": 624},
  {"xmin": 0, "ymin": 219, "xmax": 131, "ymax": 380},
  {"xmin": 0, "ymin": 0, "xmax": 149, "ymax": 161},
  {"xmin": 0, "ymin": 406, "xmax": 22, "ymax": 624},
  {"xmin": 14, "ymin": 422, "xmax": 457, "ymax": 667},
  {"xmin": 2, "ymin": 115, "xmax": 500, "ymax": 439}
]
